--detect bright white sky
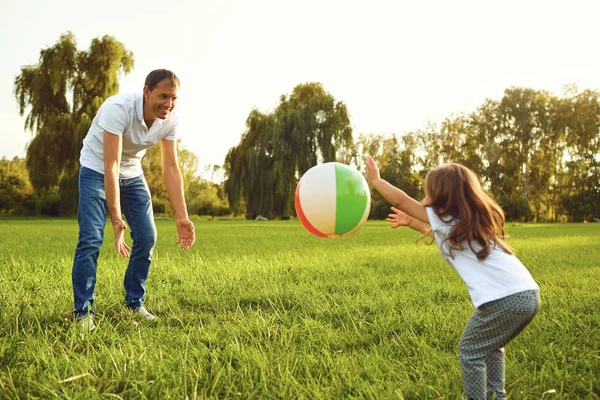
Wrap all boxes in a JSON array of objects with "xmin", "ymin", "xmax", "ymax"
[{"xmin": 1, "ymin": 0, "xmax": 599, "ymax": 170}]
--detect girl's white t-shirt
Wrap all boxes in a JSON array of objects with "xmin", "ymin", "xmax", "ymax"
[
  {"xmin": 80, "ymin": 93, "xmax": 178, "ymax": 179},
  {"xmin": 426, "ymin": 207, "xmax": 539, "ymax": 308}
]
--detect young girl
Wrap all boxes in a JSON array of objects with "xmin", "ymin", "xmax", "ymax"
[{"xmin": 365, "ymin": 156, "xmax": 540, "ymax": 400}]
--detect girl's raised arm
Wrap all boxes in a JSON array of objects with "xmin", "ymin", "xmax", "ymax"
[{"xmin": 365, "ymin": 156, "xmax": 429, "ymax": 224}]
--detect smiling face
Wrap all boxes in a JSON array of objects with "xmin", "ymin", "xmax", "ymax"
[{"xmin": 143, "ymin": 78, "xmax": 178, "ymax": 123}]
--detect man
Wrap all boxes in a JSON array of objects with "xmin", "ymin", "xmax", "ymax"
[{"xmin": 72, "ymin": 69, "xmax": 195, "ymax": 331}]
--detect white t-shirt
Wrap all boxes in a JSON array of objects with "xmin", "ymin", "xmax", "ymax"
[
  {"xmin": 426, "ymin": 207, "xmax": 539, "ymax": 308},
  {"xmin": 80, "ymin": 92, "xmax": 178, "ymax": 179}
]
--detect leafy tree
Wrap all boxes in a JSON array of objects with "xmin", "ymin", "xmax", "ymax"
[
  {"xmin": 468, "ymin": 89, "xmax": 562, "ymax": 221},
  {"xmin": 411, "ymin": 122, "xmax": 441, "ymax": 175},
  {"xmin": 0, "ymin": 157, "xmax": 33, "ymax": 215},
  {"xmin": 496, "ymin": 88, "xmax": 546, "ymax": 220},
  {"xmin": 560, "ymin": 89, "xmax": 600, "ymax": 221},
  {"xmin": 224, "ymin": 83, "xmax": 354, "ymax": 219},
  {"xmin": 14, "ymin": 32, "xmax": 133, "ymax": 216},
  {"xmin": 141, "ymin": 140, "xmax": 230, "ymax": 217},
  {"xmin": 526, "ymin": 94, "xmax": 568, "ymax": 221},
  {"xmin": 142, "ymin": 140, "xmax": 207, "ymax": 216},
  {"xmin": 186, "ymin": 179, "xmax": 229, "ymax": 217},
  {"xmin": 438, "ymin": 115, "xmax": 484, "ymax": 173}
]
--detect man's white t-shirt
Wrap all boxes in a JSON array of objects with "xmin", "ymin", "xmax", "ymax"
[
  {"xmin": 426, "ymin": 207, "xmax": 539, "ymax": 308},
  {"xmin": 80, "ymin": 92, "xmax": 178, "ymax": 179}
]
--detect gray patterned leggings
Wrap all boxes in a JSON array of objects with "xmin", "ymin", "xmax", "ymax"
[{"xmin": 459, "ymin": 289, "xmax": 541, "ymax": 400}]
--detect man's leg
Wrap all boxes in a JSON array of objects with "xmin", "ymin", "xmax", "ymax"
[
  {"xmin": 72, "ymin": 167, "xmax": 107, "ymax": 318},
  {"xmin": 120, "ymin": 174, "xmax": 157, "ymax": 310}
]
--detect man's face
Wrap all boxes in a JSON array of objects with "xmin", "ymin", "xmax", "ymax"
[{"xmin": 144, "ymin": 79, "xmax": 178, "ymax": 120}]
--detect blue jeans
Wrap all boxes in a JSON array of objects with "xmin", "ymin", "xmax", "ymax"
[{"xmin": 72, "ymin": 167, "xmax": 157, "ymax": 318}]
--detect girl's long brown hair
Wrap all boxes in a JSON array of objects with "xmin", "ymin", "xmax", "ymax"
[{"xmin": 423, "ymin": 163, "xmax": 513, "ymax": 261}]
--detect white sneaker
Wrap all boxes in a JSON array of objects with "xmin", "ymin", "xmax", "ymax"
[
  {"xmin": 132, "ymin": 306, "xmax": 157, "ymax": 321},
  {"xmin": 80, "ymin": 315, "xmax": 96, "ymax": 332}
]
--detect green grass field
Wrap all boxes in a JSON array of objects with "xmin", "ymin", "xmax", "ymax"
[{"xmin": 0, "ymin": 219, "xmax": 598, "ymax": 399}]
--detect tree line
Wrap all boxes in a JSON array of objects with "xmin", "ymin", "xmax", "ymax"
[
  {"xmin": 0, "ymin": 148, "xmax": 228, "ymax": 218},
  {"xmin": 3, "ymin": 33, "xmax": 599, "ymax": 222},
  {"xmin": 225, "ymin": 85, "xmax": 600, "ymax": 222}
]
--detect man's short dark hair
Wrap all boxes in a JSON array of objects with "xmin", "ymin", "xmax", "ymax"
[{"xmin": 145, "ymin": 69, "xmax": 180, "ymax": 91}]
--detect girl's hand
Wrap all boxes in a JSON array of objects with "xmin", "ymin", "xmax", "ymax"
[
  {"xmin": 387, "ymin": 206, "xmax": 412, "ymax": 228},
  {"xmin": 364, "ymin": 156, "xmax": 381, "ymax": 183}
]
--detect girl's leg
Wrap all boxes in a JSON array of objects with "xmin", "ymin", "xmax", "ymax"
[
  {"xmin": 485, "ymin": 348, "xmax": 505, "ymax": 399},
  {"xmin": 459, "ymin": 313, "xmax": 488, "ymax": 399},
  {"xmin": 459, "ymin": 290, "xmax": 540, "ymax": 400}
]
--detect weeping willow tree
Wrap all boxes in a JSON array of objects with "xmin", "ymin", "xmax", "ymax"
[
  {"xmin": 14, "ymin": 32, "xmax": 134, "ymax": 215},
  {"xmin": 224, "ymin": 82, "xmax": 355, "ymax": 219}
]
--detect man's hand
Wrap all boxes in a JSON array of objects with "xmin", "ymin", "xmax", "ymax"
[
  {"xmin": 387, "ymin": 206, "xmax": 412, "ymax": 228},
  {"xmin": 112, "ymin": 218, "xmax": 131, "ymax": 257},
  {"xmin": 176, "ymin": 218, "xmax": 196, "ymax": 250}
]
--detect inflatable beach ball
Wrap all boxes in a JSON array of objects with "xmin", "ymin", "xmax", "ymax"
[{"xmin": 294, "ymin": 162, "xmax": 371, "ymax": 238}]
